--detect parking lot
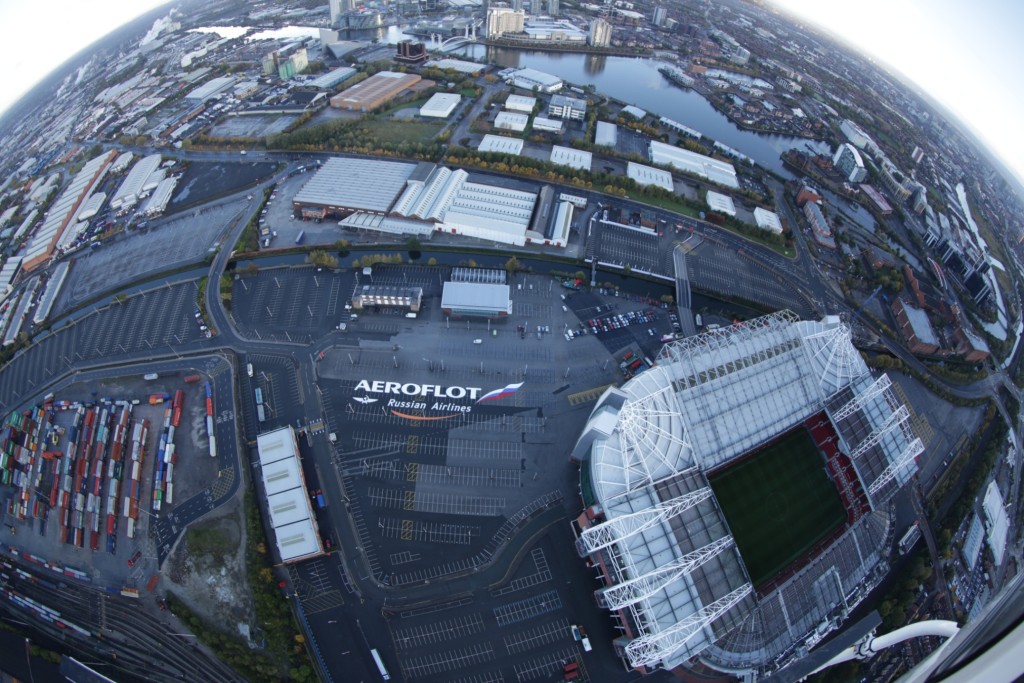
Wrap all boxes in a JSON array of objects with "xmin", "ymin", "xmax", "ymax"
[
  {"xmin": 54, "ymin": 197, "xmax": 251, "ymax": 317},
  {"xmin": 687, "ymin": 240, "xmax": 814, "ymax": 316},
  {"xmin": 169, "ymin": 161, "xmax": 277, "ymax": 210},
  {"xmin": 0, "ymin": 283, "xmax": 207, "ymax": 409},
  {"xmin": 587, "ymin": 220, "xmax": 667, "ymax": 275},
  {"xmin": 208, "ymin": 114, "xmax": 297, "ymax": 139}
]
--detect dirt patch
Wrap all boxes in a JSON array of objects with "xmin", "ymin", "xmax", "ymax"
[{"xmin": 165, "ymin": 496, "xmax": 254, "ymax": 628}]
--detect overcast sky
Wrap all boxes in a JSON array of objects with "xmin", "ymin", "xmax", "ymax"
[{"xmin": 0, "ymin": 0, "xmax": 1021, "ymax": 184}]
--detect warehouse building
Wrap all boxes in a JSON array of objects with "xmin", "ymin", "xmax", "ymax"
[
  {"xmin": 293, "ymin": 157, "xmax": 419, "ymax": 216},
  {"xmin": 111, "ymin": 154, "xmax": 162, "ymax": 210},
  {"xmin": 595, "ymin": 121, "xmax": 617, "ymax": 147},
  {"xmin": 649, "ymin": 140, "xmax": 739, "ymax": 188},
  {"xmin": 185, "ymin": 75, "xmax": 236, "ymax": 101},
  {"xmin": 257, "ymin": 427, "xmax": 323, "ymax": 564},
  {"xmin": 441, "ymin": 282, "xmax": 512, "ymax": 317},
  {"xmin": 504, "ymin": 94, "xmax": 537, "ymax": 113},
  {"xmin": 505, "ymin": 67, "xmax": 562, "ymax": 93},
  {"xmin": 550, "ymin": 146, "xmax": 592, "ymax": 171},
  {"xmin": 423, "ymin": 58, "xmax": 487, "ymax": 75},
  {"xmin": 706, "ymin": 190, "xmax": 737, "ymax": 216},
  {"xmin": 478, "ymin": 135, "xmax": 524, "ymax": 155},
  {"xmin": 142, "ymin": 177, "xmax": 179, "ymax": 217},
  {"xmin": 23, "ymin": 151, "xmax": 115, "ymax": 271},
  {"xmin": 330, "ymin": 71, "xmax": 422, "ymax": 111},
  {"xmin": 307, "ymin": 65, "xmax": 357, "ymax": 89},
  {"xmin": 419, "ymin": 92, "xmax": 461, "ymax": 118},
  {"xmin": 532, "ymin": 117, "xmax": 563, "ymax": 133},
  {"xmin": 753, "ymin": 207, "xmax": 783, "ymax": 234},
  {"xmin": 352, "ymin": 284, "xmax": 423, "ymax": 312},
  {"xmin": 627, "ymin": 162, "xmax": 673, "ymax": 191},
  {"xmin": 494, "ymin": 111, "xmax": 529, "ymax": 132}
]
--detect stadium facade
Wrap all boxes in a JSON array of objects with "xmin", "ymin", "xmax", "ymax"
[{"xmin": 571, "ymin": 312, "xmax": 921, "ymax": 676}]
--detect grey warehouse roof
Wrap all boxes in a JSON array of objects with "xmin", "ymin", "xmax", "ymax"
[
  {"xmin": 441, "ymin": 282, "xmax": 511, "ymax": 313},
  {"xmin": 293, "ymin": 157, "xmax": 418, "ymax": 213}
]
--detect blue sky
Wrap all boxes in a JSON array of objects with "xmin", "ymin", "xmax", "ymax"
[{"xmin": 0, "ymin": 1, "xmax": 1021, "ymax": 184}]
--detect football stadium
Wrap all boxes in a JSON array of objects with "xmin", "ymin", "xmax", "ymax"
[{"xmin": 571, "ymin": 312, "xmax": 922, "ymax": 676}]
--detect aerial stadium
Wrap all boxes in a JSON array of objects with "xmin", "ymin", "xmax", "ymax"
[{"xmin": 571, "ymin": 312, "xmax": 923, "ymax": 676}]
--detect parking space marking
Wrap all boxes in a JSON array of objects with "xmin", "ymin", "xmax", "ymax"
[
  {"xmin": 379, "ymin": 517, "xmax": 480, "ymax": 545},
  {"xmin": 513, "ymin": 647, "xmax": 582, "ymax": 683},
  {"xmin": 449, "ymin": 672, "xmax": 506, "ymax": 683},
  {"xmin": 417, "ymin": 464, "xmax": 521, "ymax": 489},
  {"xmin": 567, "ymin": 383, "xmax": 616, "ymax": 406},
  {"xmin": 401, "ymin": 642, "xmax": 495, "ymax": 679},
  {"xmin": 389, "ymin": 550, "xmax": 421, "ymax": 566},
  {"xmin": 503, "ymin": 618, "xmax": 571, "ymax": 655},
  {"xmin": 393, "ymin": 613, "xmax": 485, "ymax": 650},
  {"xmin": 399, "ymin": 595, "xmax": 475, "ymax": 619},
  {"xmin": 491, "ymin": 548, "xmax": 553, "ymax": 597},
  {"xmin": 448, "ymin": 438, "xmax": 522, "ymax": 462},
  {"xmin": 493, "ymin": 590, "xmax": 562, "ymax": 627}
]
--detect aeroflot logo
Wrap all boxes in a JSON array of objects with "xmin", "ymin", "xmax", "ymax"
[{"xmin": 354, "ymin": 380, "xmax": 483, "ymax": 401}]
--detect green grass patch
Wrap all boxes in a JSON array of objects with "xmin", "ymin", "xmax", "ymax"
[
  {"xmin": 357, "ymin": 119, "xmax": 444, "ymax": 145},
  {"xmin": 709, "ymin": 429, "xmax": 845, "ymax": 585}
]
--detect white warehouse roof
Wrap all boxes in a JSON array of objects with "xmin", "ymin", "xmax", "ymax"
[
  {"xmin": 112, "ymin": 154, "xmax": 162, "ymax": 208},
  {"xmin": 532, "ymin": 117, "xmax": 563, "ymax": 132},
  {"xmin": 621, "ymin": 104, "xmax": 647, "ymax": 120},
  {"xmin": 550, "ymin": 145, "xmax": 592, "ymax": 171},
  {"xmin": 186, "ymin": 75, "xmax": 236, "ymax": 100},
  {"xmin": 505, "ymin": 94, "xmax": 537, "ymax": 112},
  {"xmin": 494, "ymin": 111, "xmax": 529, "ymax": 132},
  {"xmin": 293, "ymin": 157, "xmax": 417, "ymax": 213},
  {"xmin": 257, "ymin": 427, "xmax": 322, "ymax": 564},
  {"xmin": 595, "ymin": 121, "xmax": 617, "ymax": 147},
  {"xmin": 627, "ymin": 162, "xmax": 673, "ymax": 191},
  {"xmin": 650, "ymin": 141, "xmax": 739, "ymax": 188},
  {"xmin": 753, "ymin": 207, "xmax": 783, "ymax": 234},
  {"xmin": 478, "ymin": 135, "xmax": 524, "ymax": 155},
  {"xmin": 706, "ymin": 190, "xmax": 737, "ymax": 216},
  {"xmin": 441, "ymin": 282, "xmax": 512, "ymax": 314},
  {"xmin": 420, "ymin": 92, "xmax": 461, "ymax": 118}
]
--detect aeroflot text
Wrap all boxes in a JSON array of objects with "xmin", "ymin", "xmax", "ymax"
[{"xmin": 354, "ymin": 380, "xmax": 482, "ymax": 401}]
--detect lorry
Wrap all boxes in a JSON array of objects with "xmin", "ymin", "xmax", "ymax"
[{"xmin": 143, "ymin": 373, "xmax": 159, "ymax": 381}]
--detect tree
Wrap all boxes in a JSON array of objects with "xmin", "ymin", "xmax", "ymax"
[
  {"xmin": 307, "ymin": 250, "xmax": 338, "ymax": 269},
  {"xmin": 504, "ymin": 256, "xmax": 520, "ymax": 272},
  {"xmin": 427, "ymin": 257, "xmax": 438, "ymax": 266}
]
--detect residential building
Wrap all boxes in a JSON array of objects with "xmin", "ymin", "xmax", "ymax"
[
  {"xmin": 833, "ymin": 143, "xmax": 867, "ymax": 183},
  {"xmin": 652, "ymin": 5, "xmax": 668, "ymax": 26},
  {"xmin": 588, "ymin": 18, "xmax": 612, "ymax": 47},
  {"xmin": 329, "ymin": 0, "xmax": 355, "ymax": 26},
  {"xmin": 486, "ymin": 8, "xmax": 525, "ymax": 38}
]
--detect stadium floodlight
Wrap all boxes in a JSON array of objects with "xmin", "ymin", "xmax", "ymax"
[
  {"xmin": 830, "ymin": 374, "xmax": 892, "ymax": 423},
  {"xmin": 625, "ymin": 583, "xmax": 752, "ymax": 668},
  {"xmin": 596, "ymin": 535, "xmax": 735, "ymax": 611},
  {"xmin": 849, "ymin": 405, "xmax": 909, "ymax": 461},
  {"xmin": 868, "ymin": 437, "xmax": 923, "ymax": 498},
  {"xmin": 575, "ymin": 486, "xmax": 712, "ymax": 556}
]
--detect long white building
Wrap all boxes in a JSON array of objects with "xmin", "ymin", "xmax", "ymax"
[
  {"xmin": 111, "ymin": 154, "xmax": 162, "ymax": 209},
  {"xmin": 649, "ymin": 141, "xmax": 739, "ymax": 189}
]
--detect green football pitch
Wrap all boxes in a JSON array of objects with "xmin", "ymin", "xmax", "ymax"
[{"xmin": 708, "ymin": 428, "xmax": 846, "ymax": 586}]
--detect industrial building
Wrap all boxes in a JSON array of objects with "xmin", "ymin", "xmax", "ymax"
[
  {"xmin": 419, "ymin": 92, "xmax": 461, "ymax": 118},
  {"xmin": 293, "ymin": 157, "xmax": 419, "ymax": 216},
  {"xmin": 478, "ymin": 135, "xmax": 524, "ymax": 155},
  {"xmin": 494, "ymin": 111, "xmax": 529, "ymax": 132},
  {"xmin": 548, "ymin": 94, "xmax": 587, "ymax": 121},
  {"xmin": 753, "ymin": 207, "xmax": 784, "ymax": 235},
  {"xmin": 395, "ymin": 40, "xmax": 429, "ymax": 65},
  {"xmin": 649, "ymin": 141, "xmax": 739, "ymax": 189},
  {"xmin": 532, "ymin": 117, "xmax": 563, "ymax": 133},
  {"xmin": 833, "ymin": 143, "xmax": 868, "ymax": 183},
  {"xmin": 505, "ymin": 67, "xmax": 562, "ymax": 93},
  {"xmin": 595, "ymin": 121, "xmax": 618, "ymax": 147},
  {"xmin": 706, "ymin": 190, "xmax": 737, "ymax": 216},
  {"xmin": 111, "ymin": 154, "xmax": 162, "ymax": 210},
  {"xmin": 621, "ymin": 105, "xmax": 647, "ymax": 120},
  {"xmin": 307, "ymin": 66, "xmax": 357, "ymax": 90},
  {"xmin": 550, "ymin": 146, "xmax": 592, "ymax": 171},
  {"xmin": 423, "ymin": 58, "xmax": 487, "ymax": 75},
  {"xmin": 75, "ymin": 193, "xmax": 107, "ymax": 222},
  {"xmin": 440, "ymin": 282, "xmax": 512, "ymax": 317},
  {"xmin": 329, "ymin": 71, "xmax": 422, "ymax": 111},
  {"xmin": 142, "ymin": 177, "xmax": 179, "ymax": 217},
  {"xmin": 571, "ymin": 312, "xmax": 919, "ymax": 676},
  {"xmin": 627, "ymin": 162, "xmax": 673, "ymax": 191},
  {"xmin": 257, "ymin": 428, "xmax": 323, "ymax": 564},
  {"xmin": 185, "ymin": 75, "xmax": 236, "ymax": 101},
  {"xmin": 891, "ymin": 298, "xmax": 941, "ymax": 355},
  {"xmin": 22, "ymin": 151, "xmax": 115, "ymax": 271},
  {"xmin": 504, "ymin": 94, "xmax": 536, "ymax": 113},
  {"xmin": 351, "ymin": 285, "xmax": 423, "ymax": 312}
]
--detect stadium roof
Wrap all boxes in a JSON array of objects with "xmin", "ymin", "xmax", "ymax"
[
  {"xmin": 650, "ymin": 141, "xmax": 739, "ymax": 188},
  {"xmin": 550, "ymin": 145, "xmax": 592, "ymax": 171},
  {"xmin": 293, "ymin": 157, "xmax": 417, "ymax": 213},
  {"xmin": 257, "ymin": 427, "xmax": 322, "ymax": 564},
  {"xmin": 573, "ymin": 312, "xmax": 918, "ymax": 672},
  {"xmin": 627, "ymin": 162, "xmax": 673, "ymax": 191}
]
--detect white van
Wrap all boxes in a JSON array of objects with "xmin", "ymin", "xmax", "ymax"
[
  {"xmin": 246, "ymin": 363, "xmax": 253, "ymax": 377},
  {"xmin": 473, "ymin": 339, "xmax": 483, "ymax": 344}
]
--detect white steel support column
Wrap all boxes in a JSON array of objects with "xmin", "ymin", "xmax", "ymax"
[
  {"xmin": 832, "ymin": 375, "xmax": 891, "ymax": 423},
  {"xmin": 596, "ymin": 536, "xmax": 734, "ymax": 611},
  {"xmin": 575, "ymin": 487, "xmax": 714, "ymax": 556},
  {"xmin": 868, "ymin": 437, "xmax": 923, "ymax": 498},
  {"xmin": 625, "ymin": 584, "xmax": 752, "ymax": 668},
  {"xmin": 850, "ymin": 405, "xmax": 909, "ymax": 461}
]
